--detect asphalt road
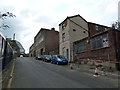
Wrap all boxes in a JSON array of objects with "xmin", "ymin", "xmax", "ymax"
[{"xmin": 11, "ymin": 57, "xmax": 119, "ymax": 88}]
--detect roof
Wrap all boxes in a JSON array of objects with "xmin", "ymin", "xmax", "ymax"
[
  {"xmin": 59, "ymin": 14, "xmax": 88, "ymax": 26},
  {"xmin": 59, "ymin": 14, "xmax": 113, "ymax": 29},
  {"xmin": 88, "ymin": 22, "xmax": 110, "ymax": 28},
  {"xmin": 15, "ymin": 40, "xmax": 25, "ymax": 51},
  {"xmin": 34, "ymin": 28, "xmax": 49, "ymax": 39},
  {"xmin": 34, "ymin": 28, "xmax": 58, "ymax": 39},
  {"xmin": 0, "ymin": 33, "xmax": 6, "ymax": 40}
]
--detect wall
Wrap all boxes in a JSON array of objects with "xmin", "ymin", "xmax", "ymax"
[
  {"xmin": 45, "ymin": 30, "xmax": 59, "ymax": 55},
  {"xmin": 33, "ymin": 28, "xmax": 59, "ymax": 56},
  {"xmin": 69, "ymin": 16, "xmax": 88, "ymax": 43},
  {"xmin": 59, "ymin": 15, "xmax": 88, "ymax": 62},
  {"xmin": 73, "ymin": 23, "xmax": 120, "ymax": 70},
  {"xmin": 59, "ymin": 19, "xmax": 70, "ymax": 59}
]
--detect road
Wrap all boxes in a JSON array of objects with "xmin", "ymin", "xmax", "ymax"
[{"xmin": 11, "ymin": 57, "xmax": 119, "ymax": 88}]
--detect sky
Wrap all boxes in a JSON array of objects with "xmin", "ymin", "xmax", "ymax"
[
  {"xmin": 0, "ymin": 0, "xmax": 119, "ymax": 53},
  {"xmin": 118, "ymin": 1, "xmax": 120, "ymax": 21}
]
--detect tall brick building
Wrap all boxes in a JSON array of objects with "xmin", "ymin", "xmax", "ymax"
[
  {"xmin": 73, "ymin": 22, "xmax": 120, "ymax": 70},
  {"xmin": 29, "ymin": 28, "xmax": 59, "ymax": 57}
]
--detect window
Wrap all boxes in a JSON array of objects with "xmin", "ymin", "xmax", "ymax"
[
  {"xmin": 75, "ymin": 40, "xmax": 86, "ymax": 53},
  {"xmin": 62, "ymin": 23, "xmax": 65, "ymax": 30},
  {"xmin": 62, "ymin": 47, "xmax": 66, "ymax": 57},
  {"xmin": 62, "ymin": 33, "xmax": 65, "ymax": 42},
  {"xmin": 73, "ymin": 29, "xmax": 76, "ymax": 31},
  {"xmin": 102, "ymin": 34, "xmax": 109, "ymax": 47},
  {"xmin": 91, "ymin": 33, "xmax": 109, "ymax": 49},
  {"xmin": 62, "ymin": 20, "xmax": 67, "ymax": 30},
  {"xmin": 96, "ymin": 25, "xmax": 99, "ymax": 31}
]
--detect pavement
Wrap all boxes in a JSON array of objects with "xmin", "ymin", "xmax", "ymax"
[
  {"xmin": 2, "ymin": 59, "xmax": 15, "ymax": 88},
  {"xmin": 63, "ymin": 63, "xmax": 120, "ymax": 79}
]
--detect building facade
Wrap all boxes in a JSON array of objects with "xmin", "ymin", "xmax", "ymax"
[
  {"xmin": 33, "ymin": 28, "xmax": 59, "ymax": 57},
  {"xmin": 59, "ymin": 15, "xmax": 88, "ymax": 62},
  {"xmin": 8, "ymin": 39, "xmax": 25, "ymax": 56},
  {"xmin": 73, "ymin": 22, "xmax": 120, "ymax": 70},
  {"xmin": 29, "ymin": 43, "xmax": 35, "ymax": 57}
]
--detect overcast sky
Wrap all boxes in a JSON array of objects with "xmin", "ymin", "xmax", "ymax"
[{"xmin": 0, "ymin": 0, "xmax": 119, "ymax": 53}]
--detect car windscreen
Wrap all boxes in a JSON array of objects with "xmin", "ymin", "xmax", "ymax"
[{"xmin": 57, "ymin": 55, "xmax": 65, "ymax": 59}]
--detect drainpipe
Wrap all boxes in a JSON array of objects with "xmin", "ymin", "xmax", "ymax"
[{"xmin": 112, "ymin": 28, "xmax": 119, "ymax": 71}]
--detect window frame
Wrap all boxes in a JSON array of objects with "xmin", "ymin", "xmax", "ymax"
[
  {"xmin": 75, "ymin": 40, "xmax": 86, "ymax": 53},
  {"xmin": 62, "ymin": 33, "xmax": 65, "ymax": 42},
  {"xmin": 91, "ymin": 33, "xmax": 109, "ymax": 50},
  {"xmin": 96, "ymin": 25, "xmax": 99, "ymax": 31}
]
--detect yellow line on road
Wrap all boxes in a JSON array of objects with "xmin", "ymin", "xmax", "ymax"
[{"xmin": 7, "ymin": 59, "xmax": 15, "ymax": 88}]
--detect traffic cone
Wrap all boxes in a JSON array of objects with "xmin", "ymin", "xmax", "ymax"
[
  {"xmin": 93, "ymin": 67, "xmax": 100, "ymax": 77},
  {"xmin": 70, "ymin": 64, "xmax": 73, "ymax": 70}
]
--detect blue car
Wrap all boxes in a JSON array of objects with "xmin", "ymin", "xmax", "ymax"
[{"xmin": 51, "ymin": 55, "xmax": 68, "ymax": 65}]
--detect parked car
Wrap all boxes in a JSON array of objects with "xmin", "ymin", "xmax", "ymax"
[
  {"xmin": 51, "ymin": 55, "xmax": 68, "ymax": 65},
  {"xmin": 36, "ymin": 55, "xmax": 44, "ymax": 60},
  {"xmin": 20, "ymin": 55, "xmax": 23, "ymax": 57},
  {"xmin": 43, "ymin": 55, "xmax": 52, "ymax": 62}
]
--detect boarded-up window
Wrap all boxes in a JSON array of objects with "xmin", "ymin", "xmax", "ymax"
[
  {"xmin": 91, "ymin": 33, "xmax": 109, "ymax": 49},
  {"xmin": 75, "ymin": 40, "xmax": 86, "ymax": 53}
]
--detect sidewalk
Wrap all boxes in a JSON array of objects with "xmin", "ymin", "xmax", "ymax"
[
  {"xmin": 2, "ymin": 59, "xmax": 15, "ymax": 88},
  {"xmin": 65, "ymin": 63, "xmax": 120, "ymax": 79}
]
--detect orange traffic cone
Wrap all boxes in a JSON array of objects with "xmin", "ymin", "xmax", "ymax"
[{"xmin": 93, "ymin": 68, "xmax": 100, "ymax": 77}]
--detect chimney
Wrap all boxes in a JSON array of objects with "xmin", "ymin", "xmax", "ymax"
[
  {"xmin": 13, "ymin": 33, "xmax": 15, "ymax": 40},
  {"xmin": 51, "ymin": 27, "xmax": 55, "ymax": 31}
]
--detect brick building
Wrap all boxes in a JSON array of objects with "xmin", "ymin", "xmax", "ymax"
[
  {"xmin": 73, "ymin": 22, "xmax": 120, "ymax": 70},
  {"xmin": 29, "ymin": 43, "xmax": 35, "ymax": 57},
  {"xmin": 31, "ymin": 28, "xmax": 59, "ymax": 57}
]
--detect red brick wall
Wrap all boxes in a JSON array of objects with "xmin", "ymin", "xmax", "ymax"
[
  {"xmin": 34, "ymin": 28, "xmax": 59, "ymax": 55},
  {"xmin": 45, "ymin": 30, "xmax": 59, "ymax": 55},
  {"xmin": 73, "ymin": 23, "xmax": 118, "ymax": 63}
]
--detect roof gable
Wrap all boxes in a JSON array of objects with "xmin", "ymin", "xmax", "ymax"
[{"xmin": 59, "ymin": 14, "xmax": 87, "ymax": 26}]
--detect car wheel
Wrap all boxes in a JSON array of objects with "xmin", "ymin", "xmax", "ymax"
[{"xmin": 51, "ymin": 61, "xmax": 53, "ymax": 64}]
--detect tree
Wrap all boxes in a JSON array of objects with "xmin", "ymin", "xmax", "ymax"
[
  {"xmin": 112, "ymin": 21, "xmax": 120, "ymax": 30},
  {"xmin": 0, "ymin": 12, "xmax": 16, "ymax": 30}
]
